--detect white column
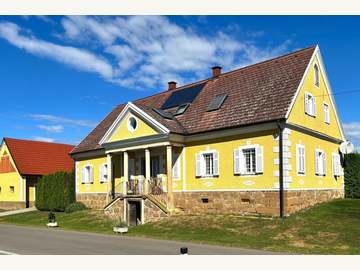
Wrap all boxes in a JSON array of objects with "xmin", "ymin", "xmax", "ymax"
[
  {"xmin": 166, "ymin": 145, "xmax": 174, "ymax": 210},
  {"xmin": 106, "ymin": 153, "xmax": 113, "ymax": 202},
  {"xmin": 123, "ymin": 151, "xmax": 128, "ymax": 195},
  {"xmin": 145, "ymin": 148, "xmax": 151, "ymax": 194}
]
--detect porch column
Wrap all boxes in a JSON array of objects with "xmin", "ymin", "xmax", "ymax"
[
  {"xmin": 123, "ymin": 151, "xmax": 129, "ymax": 195},
  {"xmin": 145, "ymin": 148, "xmax": 151, "ymax": 194},
  {"xmin": 106, "ymin": 153, "xmax": 113, "ymax": 202},
  {"xmin": 166, "ymin": 145, "xmax": 174, "ymax": 210}
]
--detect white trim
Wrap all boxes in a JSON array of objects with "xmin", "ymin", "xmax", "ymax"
[
  {"xmin": 173, "ymin": 187, "xmax": 343, "ymax": 192},
  {"xmin": 82, "ymin": 164, "xmax": 94, "ymax": 184},
  {"xmin": 99, "ymin": 163, "xmax": 108, "ymax": 183},
  {"xmin": 196, "ymin": 149, "xmax": 219, "ymax": 178},
  {"xmin": 285, "ymin": 46, "xmax": 346, "ymax": 141},
  {"xmin": 99, "ymin": 102, "xmax": 169, "ymax": 145},
  {"xmin": 304, "ymin": 91, "xmax": 316, "ymax": 117}
]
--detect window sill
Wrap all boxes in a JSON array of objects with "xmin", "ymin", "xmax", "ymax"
[
  {"xmin": 325, "ymin": 121, "xmax": 330, "ymax": 125},
  {"xmin": 297, "ymin": 172, "xmax": 306, "ymax": 176},
  {"xmin": 81, "ymin": 182, "xmax": 94, "ymax": 185},
  {"xmin": 305, "ymin": 112, "xmax": 316, "ymax": 118},
  {"xmin": 235, "ymin": 173, "xmax": 262, "ymax": 177},
  {"xmin": 197, "ymin": 175, "xmax": 218, "ymax": 179}
]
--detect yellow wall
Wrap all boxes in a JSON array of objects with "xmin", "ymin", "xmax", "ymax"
[
  {"xmin": 289, "ymin": 129, "xmax": 343, "ymax": 189},
  {"xmin": 76, "ymin": 155, "xmax": 124, "ymax": 194},
  {"xmin": 109, "ymin": 112, "xmax": 159, "ymax": 142},
  {"xmin": 287, "ymin": 54, "xmax": 343, "ymax": 140},
  {"xmin": 184, "ymin": 130, "xmax": 278, "ymax": 191},
  {"xmin": 0, "ymin": 142, "xmax": 22, "ymax": 202}
]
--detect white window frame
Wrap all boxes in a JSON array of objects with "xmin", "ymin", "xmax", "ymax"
[
  {"xmin": 195, "ymin": 150, "xmax": 219, "ymax": 178},
  {"xmin": 82, "ymin": 165, "xmax": 94, "ymax": 184},
  {"xmin": 305, "ymin": 92, "xmax": 316, "ymax": 117},
  {"xmin": 234, "ymin": 144, "xmax": 263, "ymax": 176},
  {"xmin": 100, "ymin": 163, "xmax": 108, "ymax": 183},
  {"xmin": 315, "ymin": 149, "xmax": 326, "ymax": 176},
  {"xmin": 314, "ymin": 63, "xmax": 320, "ymax": 88},
  {"xmin": 323, "ymin": 102, "xmax": 330, "ymax": 124},
  {"xmin": 172, "ymin": 152, "xmax": 181, "ymax": 180},
  {"xmin": 296, "ymin": 144, "xmax": 306, "ymax": 176}
]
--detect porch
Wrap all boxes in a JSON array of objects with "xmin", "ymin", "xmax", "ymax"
[{"xmin": 105, "ymin": 143, "xmax": 182, "ymax": 212}]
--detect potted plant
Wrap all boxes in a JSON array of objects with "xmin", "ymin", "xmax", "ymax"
[
  {"xmin": 113, "ymin": 217, "xmax": 128, "ymax": 234},
  {"xmin": 46, "ymin": 211, "xmax": 58, "ymax": 227}
]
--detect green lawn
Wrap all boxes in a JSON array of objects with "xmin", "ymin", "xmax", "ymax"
[{"xmin": 0, "ymin": 199, "xmax": 359, "ymax": 254}]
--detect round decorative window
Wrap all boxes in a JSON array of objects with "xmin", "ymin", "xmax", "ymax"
[{"xmin": 127, "ymin": 116, "xmax": 138, "ymax": 132}]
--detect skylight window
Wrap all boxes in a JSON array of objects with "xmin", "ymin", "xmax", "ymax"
[
  {"xmin": 207, "ymin": 94, "xmax": 228, "ymax": 112},
  {"xmin": 174, "ymin": 103, "xmax": 190, "ymax": 116},
  {"xmin": 152, "ymin": 108, "xmax": 174, "ymax": 120}
]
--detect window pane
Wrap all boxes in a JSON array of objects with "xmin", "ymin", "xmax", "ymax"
[
  {"xmin": 243, "ymin": 148, "xmax": 255, "ymax": 173},
  {"xmin": 204, "ymin": 153, "xmax": 213, "ymax": 175}
]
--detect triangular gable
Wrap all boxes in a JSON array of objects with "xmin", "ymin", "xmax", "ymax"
[
  {"xmin": 285, "ymin": 45, "xmax": 345, "ymax": 141},
  {"xmin": 100, "ymin": 102, "xmax": 170, "ymax": 144},
  {"xmin": 0, "ymin": 140, "xmax": 18, "ymax": 174}
]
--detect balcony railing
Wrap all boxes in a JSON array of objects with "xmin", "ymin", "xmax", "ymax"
[{"xmin": 126, "ymin": 176, "xmax": 164, "ymax": 195}]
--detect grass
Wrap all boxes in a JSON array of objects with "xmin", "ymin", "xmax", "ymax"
[{"xmin": 0, "ymin": 199, "xmax": 359, "ymax": 254}]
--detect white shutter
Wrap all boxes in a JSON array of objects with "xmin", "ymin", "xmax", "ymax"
[
  {"xmin": 305, "ymin": 93, "xmax": 310, "ymax": 114},
  {"xmin": 234, "ymin": 148, "xmax": 241, "ymax": 174},
  {"xmin": 323, "ymin": 152, "xmax": 326, "ymax": 176},
  {"xmin": 255, "ymin": 146, "xmax": 264, "ymax": 173},
  {"xmin": 172, "ymin": 153, "xmax": 180, "ymax": 179},
  {"xmin": 296, "ymin": 145, "xmax": 300, "ymax": 173},
  {"xmin": 315, "ymin": 151, "xmax": 320, "ymax": 175},
  {"xmin": 82, "ymin": 167, "xmax": 86, "ymax": 183},
  {"xmin": 100, "ymin": 165, "xmax": 103, "ymax": 182},
  {"xmin": 312, "ymin": 96, "xmax": 316, "ymax": 116},
  {"xmin": 213, "ymin": 151, "xmax": 219, "ymax": 176},
  {"xmin": 195, "ymin": 153, "xmax": 202, "ymax": 177},
  {"xmin": 89, "ymin": 166, "xmax": 94, "ymax": 183},
  {"xmin": 239, "ymin": 149, "xmax": 246, "ymax": 174},
  {"xmin": 332, "ymin": 153, "xmax": 337, "ymax": 176}
]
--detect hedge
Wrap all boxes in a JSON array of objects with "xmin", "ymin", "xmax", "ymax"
[
  {"xmin": 36, "ymin": 171, "xmax": 75, "ymax": 212},
  {"xmin": 344, "ymin": 153, "xmax": 360, "ymax": 198}
]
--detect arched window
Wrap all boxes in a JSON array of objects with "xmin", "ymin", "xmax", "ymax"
[{"xmin": 314, "ymin": 64, "xmax": 320, "ymax": 87}]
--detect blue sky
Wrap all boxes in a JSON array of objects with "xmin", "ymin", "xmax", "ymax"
[{"xmin": 0, "ymin": 16, "xmax": 359, "ymax": 149}]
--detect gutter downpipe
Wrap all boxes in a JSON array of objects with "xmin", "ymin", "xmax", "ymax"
[{"xmin": 277, "ymin": 120, "xmax": 286, "ymax": 219}]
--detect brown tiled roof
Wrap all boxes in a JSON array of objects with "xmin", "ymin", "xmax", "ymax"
[
  {"xmin": 4, "ymin": 138, "xmax": 74, "ymax": 175},
  {"xmin": 71, "ymin": 46, "xmax": 316, "ymax": 154}
]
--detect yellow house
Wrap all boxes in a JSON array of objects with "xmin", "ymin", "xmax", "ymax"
[
  {"xmin": 0, "ymin": 138, "xmax": 74, "ymax": 209},
  {"xmin": 71, "ymin": 45, "xmax": 346, "ymax": 224}
]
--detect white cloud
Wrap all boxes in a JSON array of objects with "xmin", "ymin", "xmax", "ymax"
[
  {"xmin": 37, "ymin": 124, "xmax": 64, "ymax": 133},
  {"xmin": 29, "ymin": 114, "xmax": 96, "ymax": 128},
  {"xmin": 343, "ymin": 122, "xmax": 360, "ymax": 142},
  {"xmin": 33, "ymin": 136, "xmax": 55, "ymax": 143},
  {"xmin": 0, "ymin": 16, "xmax": 292, "ymax": 90},
  {"xmin": 0, "ymin": 22, "xmax": 114, "ymax": 79}
]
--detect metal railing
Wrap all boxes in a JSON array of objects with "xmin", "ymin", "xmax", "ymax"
[{"xmin": 126, "ymin": 176, "xmax": 164, "ymax": 195}]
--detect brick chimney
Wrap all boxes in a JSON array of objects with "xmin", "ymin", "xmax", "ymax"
[
  {"xmin": 168, "ymin": 81, "xmax": 177, "ymax": 90},
  {"xmin": 211, "ymin": 66, "xmax": 222, "ymax": 77}
]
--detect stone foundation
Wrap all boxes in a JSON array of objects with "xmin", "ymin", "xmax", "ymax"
[
  {"xmin": 173, "ymin": 189, "xmax": 344, "ymax": 216},
  {"xmin": 0, "ymin": 201, "xmax": 26, "ymax": 210},
  {"xmin": 76, "ymin": 193, "xmax": 107, "ymax": 209},
  {"xmin": 143, "ymin": 198, "xmax": 168, "ymax": 223}
]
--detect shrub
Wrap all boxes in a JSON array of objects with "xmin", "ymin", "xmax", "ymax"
[
  {"xmin": 48, "ymin": 211, "xmax": 56, "ymax": 223},
  {"xmin": 65, "ymin": 202, "xmax": 87, "ymax": 213},
  {"xmin": 36, "ymin": 171, "xmax": 75, "ymax": 212},
  {"xmin": 344, "ymin": 153, "xmax": 360, "ymax": 198}
]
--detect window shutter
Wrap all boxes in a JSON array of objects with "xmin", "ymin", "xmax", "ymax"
[
  {"xmin": 89, "ymin": 167, "xmax": 94, "ymax": 183},
  {"xmin": 195, "ymin": 153, "xmax": 202, "ymax": 177},
  {"xmin": 234, "ymin": 148, "xmax": 241, "ymax": 174},
  {"xmin": 255, "ymin": 146, "xmax": 264, "ymax": 173},
  {"xmin": 213, "ymin": 151, "xmax": 219, "ymax": 176},
  {"xmin": 296, "ymin": 146, "xmax": 300, "ymax": 173},
  {"xmin": 323, "ymin": 152, "xmax": 326, "ymax": 176},
  {"xmin": 315, "ymin": 151, "xmax": 320, "ymax": 175},
  {"xmin": 172, "ymin": 154, "xmax": 180, "ymax": 179},
  {"xmin": 100, "ymin": 165, "xmax": 103, "ymax": 182},
  {"xmin": 332, "ymin": 153, "xmax": 336, "ymax": 176},
  {"xmin": 312, "ymin": 96, "xmax": 316, "ymax": 116},
  {"xmin": 304, "ymin": 93, "xmax": 309, "ymax": 114},
  {"xmin": 82, "ymin": 167, "xmax": 86, "ymax": 183},
  {"xmin": 239, "ymin": 149, "xmax": 246, "ymax": 174}
]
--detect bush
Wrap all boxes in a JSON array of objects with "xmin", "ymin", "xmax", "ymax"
[
  {"xmin": 36, "ymin": 171, "xmax": 75, "ymax": 212},
  {"xmin": 344, "ymin": 153, "xmax": 360, "ymax": 198},
  {"xmin": 65, "ymin": 202, "xmax": 87, "ymax": 213}
]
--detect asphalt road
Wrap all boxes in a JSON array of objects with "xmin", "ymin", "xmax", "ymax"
[{"xmin": 0, "ymin": 224, "xmax": 279, "ymax": 255}]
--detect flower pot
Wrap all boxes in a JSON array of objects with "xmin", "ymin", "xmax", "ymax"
[
  {"xmin": 46, "ymin": 222, "xmax": 58, "ymax": 228},
  {"xmin": 113, "ymin": 227, "xmax": 128, "ymax": 234}
]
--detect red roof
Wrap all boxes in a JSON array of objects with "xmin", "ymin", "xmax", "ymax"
[{"xmin": 3, "ymin": 138, "xmax": 75, "ymax": 176}]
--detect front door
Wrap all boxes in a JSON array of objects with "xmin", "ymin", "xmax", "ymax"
[
  {"xmin": 25, "ymin": 181, "xmax": 36, "ymax": 208},
  {"xmin": 128, "ymin": 201, "xmax": 141, "ymax": 226}
]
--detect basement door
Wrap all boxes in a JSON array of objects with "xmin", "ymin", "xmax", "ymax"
[{"xmin": 128, "ymin": 200, "xmax": 141, "ymax": 226}]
